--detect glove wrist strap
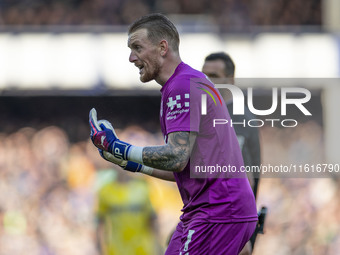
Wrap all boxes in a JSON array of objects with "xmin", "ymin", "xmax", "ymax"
[
  {"xmin": 112, "ymin": 141, "xmax": 144, "ymax": 163},
  {"xmin": 112, "ymin": 140, "xmax": 132, "ymax": 160},
  {"xmin": 124, "ymin": 161, "xmax": 143, "ymax": 172},
  {"xmin": 123, "ymin": 161, "xmax": 153, "ymax": 176}
]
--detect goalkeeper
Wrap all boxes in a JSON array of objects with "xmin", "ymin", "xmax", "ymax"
[{"xmin": 89, "ymin": 13, "xmax": 257, "ymax": 255}]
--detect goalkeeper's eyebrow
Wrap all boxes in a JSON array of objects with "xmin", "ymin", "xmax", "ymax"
[
  {"xmin": 128, "ymin": 42, "xmax": 140, "ymax": 50},
  {"xmin": 127, "ymin": 35, "xmax": 140, "ymax": 48}
]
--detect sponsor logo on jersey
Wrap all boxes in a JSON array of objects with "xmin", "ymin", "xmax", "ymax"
[{"xmin": 166, "ymin": 94, "xmax": 190, "ymax": 120}]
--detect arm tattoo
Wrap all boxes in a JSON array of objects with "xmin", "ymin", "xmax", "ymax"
[{"xmin": 143, "ymin": 132, "xmax": 190, "ymax": 172}]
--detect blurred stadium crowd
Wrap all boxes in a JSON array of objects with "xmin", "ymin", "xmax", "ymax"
[
  {"xmin": 0, "ymin": 120, "xmax": 339, "ymax": 254},
  {"xmin": 0, "ymin": 126, "xmax": 98, "ymax": 254},
  {"xmin": 0, "ymin": 0, "xmax": 321, "ymax": 30},
  {"xmin": 0, "ymin": 0, "xmax": 338, "ymax": 254}
]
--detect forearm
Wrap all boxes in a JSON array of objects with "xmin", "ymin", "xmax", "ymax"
[
  {"xmin": 141, "ymin": 166, "xmax": 176, "ymax": 182},
  {"xmin": 90, "ymin": 112, "xmax": 192, "ymax": 174},
  {"xmin": 129, "ymin": 132, "xmax": 192, "ymax": 172},
  {"xmin": 141, "ymin": 144, "xmax": 188, "ymax": 172},
  {"xmin": 99, "ymin": 147, "xmax": 176, "ymax": 181}
]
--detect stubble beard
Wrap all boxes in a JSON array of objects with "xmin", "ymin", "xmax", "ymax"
[{"xmin": 140, "ymin": 58, "xmax": 161, "ymax": 83}]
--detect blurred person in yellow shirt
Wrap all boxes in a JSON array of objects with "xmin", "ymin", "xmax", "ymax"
[{"xmin": 96, "ymin": 169, "xmax": 159, "ymax": 255}]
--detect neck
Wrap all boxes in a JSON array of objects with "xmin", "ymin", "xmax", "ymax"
[{"xmin": 156, "ymin": 52, "xmax": 182, "ymax": 86}]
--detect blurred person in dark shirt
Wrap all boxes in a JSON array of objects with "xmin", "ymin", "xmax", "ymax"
[{"xmin": 202, "ymin": 52, "xmax": 262, "ymax": 255}]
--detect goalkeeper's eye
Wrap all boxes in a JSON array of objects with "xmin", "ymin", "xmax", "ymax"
[{"xmin": 134, "ymin": 45, "xmax": 142, "ymax": 52}]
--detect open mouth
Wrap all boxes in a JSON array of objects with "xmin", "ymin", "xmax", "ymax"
[{"xmin": 136, "ymin": 64, "xmax": 144, "ymax": 74}]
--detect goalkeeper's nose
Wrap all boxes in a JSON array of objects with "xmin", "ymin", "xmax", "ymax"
[{"xmin": 129, "ymin": 51, "xmax": 138, "ymax": 63}]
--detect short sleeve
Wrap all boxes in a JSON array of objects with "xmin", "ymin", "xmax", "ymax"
[{"xmin": 163, "ymin": 77, "xmax": 192, "ymax": 134}]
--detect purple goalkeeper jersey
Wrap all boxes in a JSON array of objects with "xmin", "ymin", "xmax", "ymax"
[{"xmin": 160, "ymin": 62, "xmax": 258, "ymax": 224}]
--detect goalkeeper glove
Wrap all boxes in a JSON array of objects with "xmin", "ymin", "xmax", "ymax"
[
  {"xmin": 89, "ymin": 108, "xmax": 133, "ymax": 160},
  {"xmin": 95, "ymin": 120, "xmax": 143, "ymax": 172},
  {"xmin": 93, "ymin": 119, "xmax": 143, "ymax": 172},
  {"xmin": 94, "ymin": 120, "xmax": 142, "ymax": 172},
  {"xmin": 98, "ymin": 149, "xmax": 143, "ymax": 172}
]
